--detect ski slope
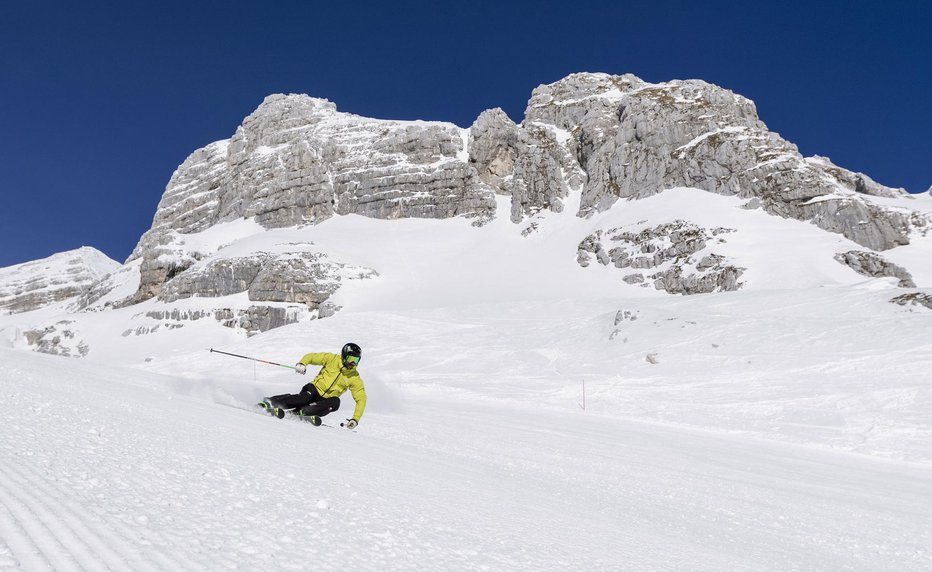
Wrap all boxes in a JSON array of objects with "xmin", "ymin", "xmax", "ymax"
[
  {"xmin": 2, "ymin": 188, "xmax": 932, "ymax": 569},
  {"xmin": 2, "ymin": 346, "xmax": 931, "ymax": 571}
]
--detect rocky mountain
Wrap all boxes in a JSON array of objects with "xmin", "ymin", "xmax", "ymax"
[
  {"xmin": 2, "ymin": 72, "xmax": 930, "ymax": 358},
  {"xmin": 121, "ymin": 73, "xmax": 928, "ymax": 305},
  {"xmin": 0, "ymin": 247, "xmax": 119, "ymax": 315}
]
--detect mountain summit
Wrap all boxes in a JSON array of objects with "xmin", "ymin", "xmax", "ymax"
[{"xmin": 0, "ymin": 247, "xmax": 118, "ymax": 315}]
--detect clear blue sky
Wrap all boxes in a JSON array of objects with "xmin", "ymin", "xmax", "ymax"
[{"xmin": 1, "ymin": 0, "xmax": 929, "ymax": 267}]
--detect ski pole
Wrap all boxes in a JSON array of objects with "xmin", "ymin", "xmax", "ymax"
[{"xmin": 209, "ymin": 348, "xmax": 297, "ymax": 370}]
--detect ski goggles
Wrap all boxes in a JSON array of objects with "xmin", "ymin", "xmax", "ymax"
[{"xmin": 344, "ymin": 355, "xmax": 361, "ymax": 366}]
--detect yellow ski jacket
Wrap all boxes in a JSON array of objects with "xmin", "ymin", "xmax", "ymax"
[{"xmin": 299, "ymin": 352, "xmax": 367, "ymax": 421}]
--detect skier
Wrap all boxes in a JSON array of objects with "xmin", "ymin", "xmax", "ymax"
[{"xmin": 260, "ymin": 343, "xmax": 366, "ymax": 428}]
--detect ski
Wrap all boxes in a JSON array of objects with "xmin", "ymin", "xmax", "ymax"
[
  {"xmin": 289, "ymin": 411, "xmax": 324, "ymax": 426},
  {"xmin": 257, "ymin": 400, "xmax": 334, "ymax": 427}
]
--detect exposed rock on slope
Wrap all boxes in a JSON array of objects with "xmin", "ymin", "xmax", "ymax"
[
  {"xmin": 891, "ymin": 292, "xmax": 932, "ymax": 311},
  {"xmin": 834, "ymin": 251, "xmax": 915, "ymax": 287},
  {"xmin": 125, "ymin": 249, "xmax": 379, "ymax": 336},
  {"xmin": 158, "ymin": 251, "xmax": 376, "ymax": 311},
  {"xmin": 578, "ymin": 221, "xmax": 745, "ymax": 294},
  {"xmin": 23, "ymin": 320, "xmax": 89, "ymax": 357}
]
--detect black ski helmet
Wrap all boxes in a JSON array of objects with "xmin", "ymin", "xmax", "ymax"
[{"xmin": 342, "ymin": 342, "xmax": 362, "ymax": 366}]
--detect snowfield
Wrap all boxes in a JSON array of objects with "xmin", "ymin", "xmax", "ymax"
[{"xmin": 1, "ymin": 188, "xmax": 931, "ymax": 570}]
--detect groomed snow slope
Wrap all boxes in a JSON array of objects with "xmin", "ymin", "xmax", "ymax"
[
  {"xmin": 2, "ymin": 188, "xmax": 931, "ymax": 569},
  {"xmin": 2, "ymin": 347, "xmax": 931, "ymax": 571}
]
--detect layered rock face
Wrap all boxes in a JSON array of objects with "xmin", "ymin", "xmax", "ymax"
[
  {"xmin": 0, "ymin": 247, "xmax": 119, "ymax": 314},
  {"xmin": 136, "ymin": 96, "xmax": 496, "ymax": 243},
  {"xmin": 155, "ymin": 252, "xmax": 377, "ymax": 331},
  {"xmin": 124, "ymin": 250, "xmax": 377, "ymax": 335},
  {"xmin": 128, "ymin": 95, "xmax": 495, "ymax": 303}
]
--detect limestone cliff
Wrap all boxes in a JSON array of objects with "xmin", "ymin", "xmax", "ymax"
[{"xmin": 123, "ymin": 72, "xmax": 926, "ymax": 303}]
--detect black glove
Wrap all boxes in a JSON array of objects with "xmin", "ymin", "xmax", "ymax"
[{"xmin": 344, "ymin": 419, "xmax": 358, "ymax": 430}]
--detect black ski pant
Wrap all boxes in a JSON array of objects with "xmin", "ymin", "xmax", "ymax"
[{"xmin": 268, "ymin": 384, "xmax": 341, "ymax": 417}]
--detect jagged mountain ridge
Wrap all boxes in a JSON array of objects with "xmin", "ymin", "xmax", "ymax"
[
  {"xmin": 122, "ymin": 72, "xmax": 927, "ymax": 307},
  {"xmin": 135, "ymin": 71, "xmax": 921, "ymax": 245}
]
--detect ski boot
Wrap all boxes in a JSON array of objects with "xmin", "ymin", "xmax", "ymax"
[{"xmin": 258, "ymin": 399, "xmax": 285, "ymax": 419}]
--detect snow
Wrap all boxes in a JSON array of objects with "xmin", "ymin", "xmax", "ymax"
[
  {"xmin": 884, "ymin": 229, "xmax": 932, "ymax": 286},
  {"xmin": 456, "ymin": 128, "xmax": 469, "ymax": 163},
  {"xmin": 673, "ymin": 126, "xmax": 749, "ymax": 154},
  {"xmin": 1, "ymin": 188, "xmax": 931, "ymax": 569}
]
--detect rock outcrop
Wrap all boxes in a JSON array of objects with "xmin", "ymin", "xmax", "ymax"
[
  {"xmin": 468, "ymin": 108, "xmax": 585, "ymax": 222},
  {"xmin": 158, "ymin": 251, "xmax": 377, "ymax": 312},
  {"xmin": 115, "ymin": 250, "xmax": 380, "ymax": 335},
  {"xmin": 834, "ymin": 251, "xmax": 916, "ymax": 287},
  {"xmin": 891, "ymin": 292, "xmax": 932, "ymax": 311},
  {"xmin": 24, "ymin": 321, "xmax": 89, "ymax": 357},
  {"xmin": 578, "ymin": 221, "xmax": 745, "ymax": 294}
]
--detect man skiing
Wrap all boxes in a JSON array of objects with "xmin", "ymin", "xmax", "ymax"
[{"xmin": 260, "ymin": 343, "xmax": 366, "ymax": 428}]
